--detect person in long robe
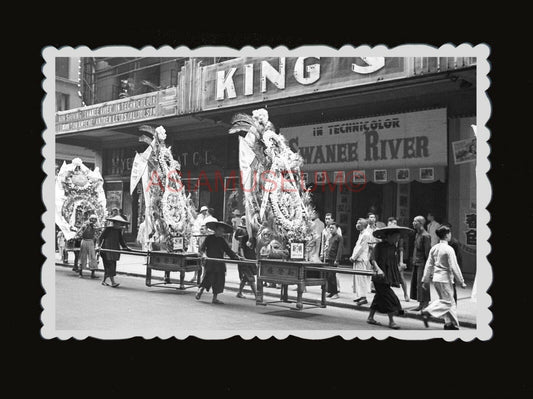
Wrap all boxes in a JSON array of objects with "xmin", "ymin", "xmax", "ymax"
[
  {"xmin": 421, "ymin": 225, "xmax": 467, "ymax": 330},
  {"xmin": 350, "ymin": 218, "xmax": 372, "ymax": 305},
  {"xmin": 195, "ymin": 222, "xmax": 241, "ymax": 304},
  {"xmin": 234, "ymin": 216, "xmax": 258, "ymax": 299},
  {"xmin": 410, "ymin": 216, "xmax": 432, "ymax": 310},
  {"xmin": 367, "ymin": 226, "xmax": 412, "ymax": 329},
  {"xmin": 98, "ymin": 215, "xmax": 131, "ymax": 287}
]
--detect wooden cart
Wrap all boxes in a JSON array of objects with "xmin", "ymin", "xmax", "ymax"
[
  {"xmin": 146, "ymin": 251, "xmax": 202, "ymax": 290},
  {"xmin": 256, "ymin": 259, "xmax": 327, "ymax": 310}
]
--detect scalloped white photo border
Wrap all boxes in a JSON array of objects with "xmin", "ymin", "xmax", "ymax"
[{"xmin": 41, "ymin": 44, "xmax": 491, "ymax": 341}]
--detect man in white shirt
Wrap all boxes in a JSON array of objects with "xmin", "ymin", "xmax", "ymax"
[
  {"xmin": 421, "ymin": 225, "xmax": 467, "ymax": 330},
  {"xmin": 349, "ymin": 218, "xmax": 372, "ymax": 304},
  {"xmin": 426, "ymin": 212, "xmax": 441, "ymax": 247},
  {"xmin": 195, "ymin": 205, "xmax": 217, "ymax": 234}
]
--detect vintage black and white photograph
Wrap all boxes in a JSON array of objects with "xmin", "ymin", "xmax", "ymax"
[
  {"xmin": 334, "ymin": 170, "xmax": 345, "ymax": 182},
  {"xmin": 289, "ymin": 242, "xmax": 305, "ymax": 260},
  {"xmin": 315, "ymin": 171, "xmax": 326, "ymax": 184},
  {"xmin": 42, "ymin": 45, "xmax": 491, "ymax": 341},
  {"xmin": 453, "ymin": 137, "xmax": 477, "ymax": 165},
  {"xmin": 374, "ymin": 169, "xmax": 388, "ymax": 182},
  {"xmin": 351, "ymin": 170, "xmax": 366, "ymax": 184},
  {"xmin": 420, "ymin": 167, "xmax": 435, "ymax": 181},
  {"xmin": 396, "ymin": 168, "xmax": 410, "ymax": 182}
]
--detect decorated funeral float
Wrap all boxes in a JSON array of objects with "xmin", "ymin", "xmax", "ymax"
[
  {"xmin": 55, "ymin": 158, "xmax": 107, "ymax": 255},
  {"xmin": 229, "ymin": 108, "xmax": 328, "ymax": 309},
  {"xmin": 130, "ymin": 125, "xmax": 201, "ymax": 289}
]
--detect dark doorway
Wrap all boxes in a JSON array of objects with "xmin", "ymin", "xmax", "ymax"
[
  {"xmin": 409, "ymin": 181, "xmax": 447, "ymax": 224},
  {"xmin": 350, "ymin": 183, "xmax": 385, "ymax": 249}
]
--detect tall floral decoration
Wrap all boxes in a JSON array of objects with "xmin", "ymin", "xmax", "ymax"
[
  {"xmin": 229, "ymin": 109, "xmax": 315, "ymax": 250},
  {"xmin": 55, "ymin": 158, "xmax": 107, "ymax": 240},
  {"xmin": 132, "ymin": 125, "xmax": 195, "ymax": 252}
]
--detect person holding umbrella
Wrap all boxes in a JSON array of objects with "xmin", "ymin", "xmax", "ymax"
[
  {"xmin": 367, "ymin": 224, "xmax": 414, "ymax": 329},
  {"xmin": 196, "ymin": 221, "xmax": 242, "ymax": 304},
  {"xmin": 97, "ymin": 215, "xmax": 132, "ymax": 288}
]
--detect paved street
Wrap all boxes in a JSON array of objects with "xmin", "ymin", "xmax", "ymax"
[{"xmin": 55, "ymin": 266, "xmax": 473, "ymax": 331}]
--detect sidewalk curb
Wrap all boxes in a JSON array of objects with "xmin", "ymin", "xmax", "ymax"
[{"xmin": 55, "ymin": 263, "xmax": 476, "ymax": 329}]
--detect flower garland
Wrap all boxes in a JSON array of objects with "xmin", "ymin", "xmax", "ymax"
[
  {"xmin": 56, "ymin": 158, "xmax": 107, "ymax": 237},
  {"xmin": 142, "ymin": 126, "xmax": 194, "ymax": 252}
]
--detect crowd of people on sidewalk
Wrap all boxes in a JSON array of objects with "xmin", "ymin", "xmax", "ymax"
[{"xmin": 57, "ymin": 205, "xmax": 470, "ymax": 330}]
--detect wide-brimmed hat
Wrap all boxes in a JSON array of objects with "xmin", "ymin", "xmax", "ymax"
[
  {"xmin": 199, "ymin": 206, "xmax": 208, "ymax": 212},
  {"xmin": 106, "ymin": 215, "xmax": 130, "ymax": 225},
  {"xmin": 372, "ymin": 225, "xmax": 413, "ymax": 240},
  {"xmin": 206, "ymin": 221, "xmax": 233, "ymax": 234}
]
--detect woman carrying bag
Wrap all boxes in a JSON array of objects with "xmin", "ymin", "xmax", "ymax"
[{"xmin": 97, "ymin": 215, "xmax": 132, "ymax": 288}]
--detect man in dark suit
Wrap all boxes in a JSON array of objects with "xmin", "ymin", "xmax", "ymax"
[{"xmin": 410, "ymin": 216, "xmax": 431, "ymax": 311}]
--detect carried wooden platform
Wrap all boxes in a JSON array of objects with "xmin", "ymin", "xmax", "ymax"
[{"xmin": 256, "ymin": 259, "xmax": 328, "ymax": 310}]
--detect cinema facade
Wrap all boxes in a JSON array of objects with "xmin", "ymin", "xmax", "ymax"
[{"xmin": 55, "ymin": 56, "xmax": 477, "ymax": 276}]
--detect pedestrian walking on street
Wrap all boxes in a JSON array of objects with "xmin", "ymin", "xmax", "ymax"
[
  {"xmin": 76, "ymin": 214, "xmax": 100, "ymax": 279},
  {"xmin": 388, "ymin": 217, "xmax": 410, "ymax": 302},
  {"xmin": 350, "ymin": 218, "xmax": 372, "ymax": 305},
  {"xmin": 97, "ymin": 215, "xmax": 132, "ymax": 288},
  {"xmin": 68, "ymin": 235, "xmax": 82, "ymax": 272},
  {"xmin": 421, "ymin": 225, "xmax": 467, "ymax": 330},
  {"xmin": 367, "ymin": 225, "xmax": 412, "ymax": 329},
  {"xmin": 443, "ymin": 222, "xmax": 463, "ymax": 302},
  {"xmin": 410, "ymin": 216, "xmax": 432, "ymax": 311},
  {"xmin": 325, "ymin": 222, "xmax": 343, "ymax": 300},
  {"xmin": 234, "ymin": 216, "xmax": 258, "ymax": 299},
  {"xmin": 57, "ymin": 230, "xmax": 68, "ymax": 263},
  {"xmin": 196, "ymin": 221, "xmax": 242, "ymax": 304}
]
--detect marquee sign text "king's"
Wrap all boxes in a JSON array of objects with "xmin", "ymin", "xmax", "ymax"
[{"xmin": 216, "ymin": 57, "xmax": 385, "ymax": 100}]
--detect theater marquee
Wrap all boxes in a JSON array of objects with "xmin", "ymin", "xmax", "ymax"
[{"xmin": 280, "ymin": 108, "xmax": 448, "ymax": 183}]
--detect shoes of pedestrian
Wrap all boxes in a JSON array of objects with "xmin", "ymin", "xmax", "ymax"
[
  {"xmin": 195, "ymin": 291, "xmax": 202, "ymax": 300},
  {"xmin": 90, "ymin": 271, "xmax": 97, "ymax": 279},
  {"xmin": 212, "ymin": 299, "xmax": 224, "ymax": 304},
  {"xmin": 330, "ymin": 294, "xmax": 340, "ymax": 300},
  {"xmin": 236, "ymin": 293, "xmax": 245, "ymax": 299},
  {"xmin": 421, "ymin": 311, "xmax": 430, "ymax": 328},
  {"xmin": 388, "ymin": 323, "xmax": 400, "ymax": 330},
  {"xmin": 444, "ymin": 323, "xmax": 459, "ymax": 330},
  {"xmin": 327, "ymin": 293, "xmax": 334, "ymax": 298},
  {"xmin": 356, "ymin": 299, "xmax": 368, "ymax": 305},
  {"xmin": 101, "ymin": 281, "xmax": 109, "ymax": 286},
  {"xmin": 367, "ymin": 319, "xmax": 381, "ymax": 326},
  {"xmin": 111, "ymin": 283, "xmax": 120, "ymax": 288}
]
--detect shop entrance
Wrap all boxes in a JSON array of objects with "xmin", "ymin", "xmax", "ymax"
[
  {"xmin": 350, "ymin": 182, "xmax": 396, "ymax": 249},
  {"xmin": 409, "ymin": 181, "xmax": 447, "ymax": 225}
]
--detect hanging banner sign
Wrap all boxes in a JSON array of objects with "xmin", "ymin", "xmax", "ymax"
[
  {"xmin": 56, "ymin": 88, "xmax": 178, "ymax": 134},
  {"xmin": 280, "ymin": 108, "xmax": 447, "ymax": 173}
]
